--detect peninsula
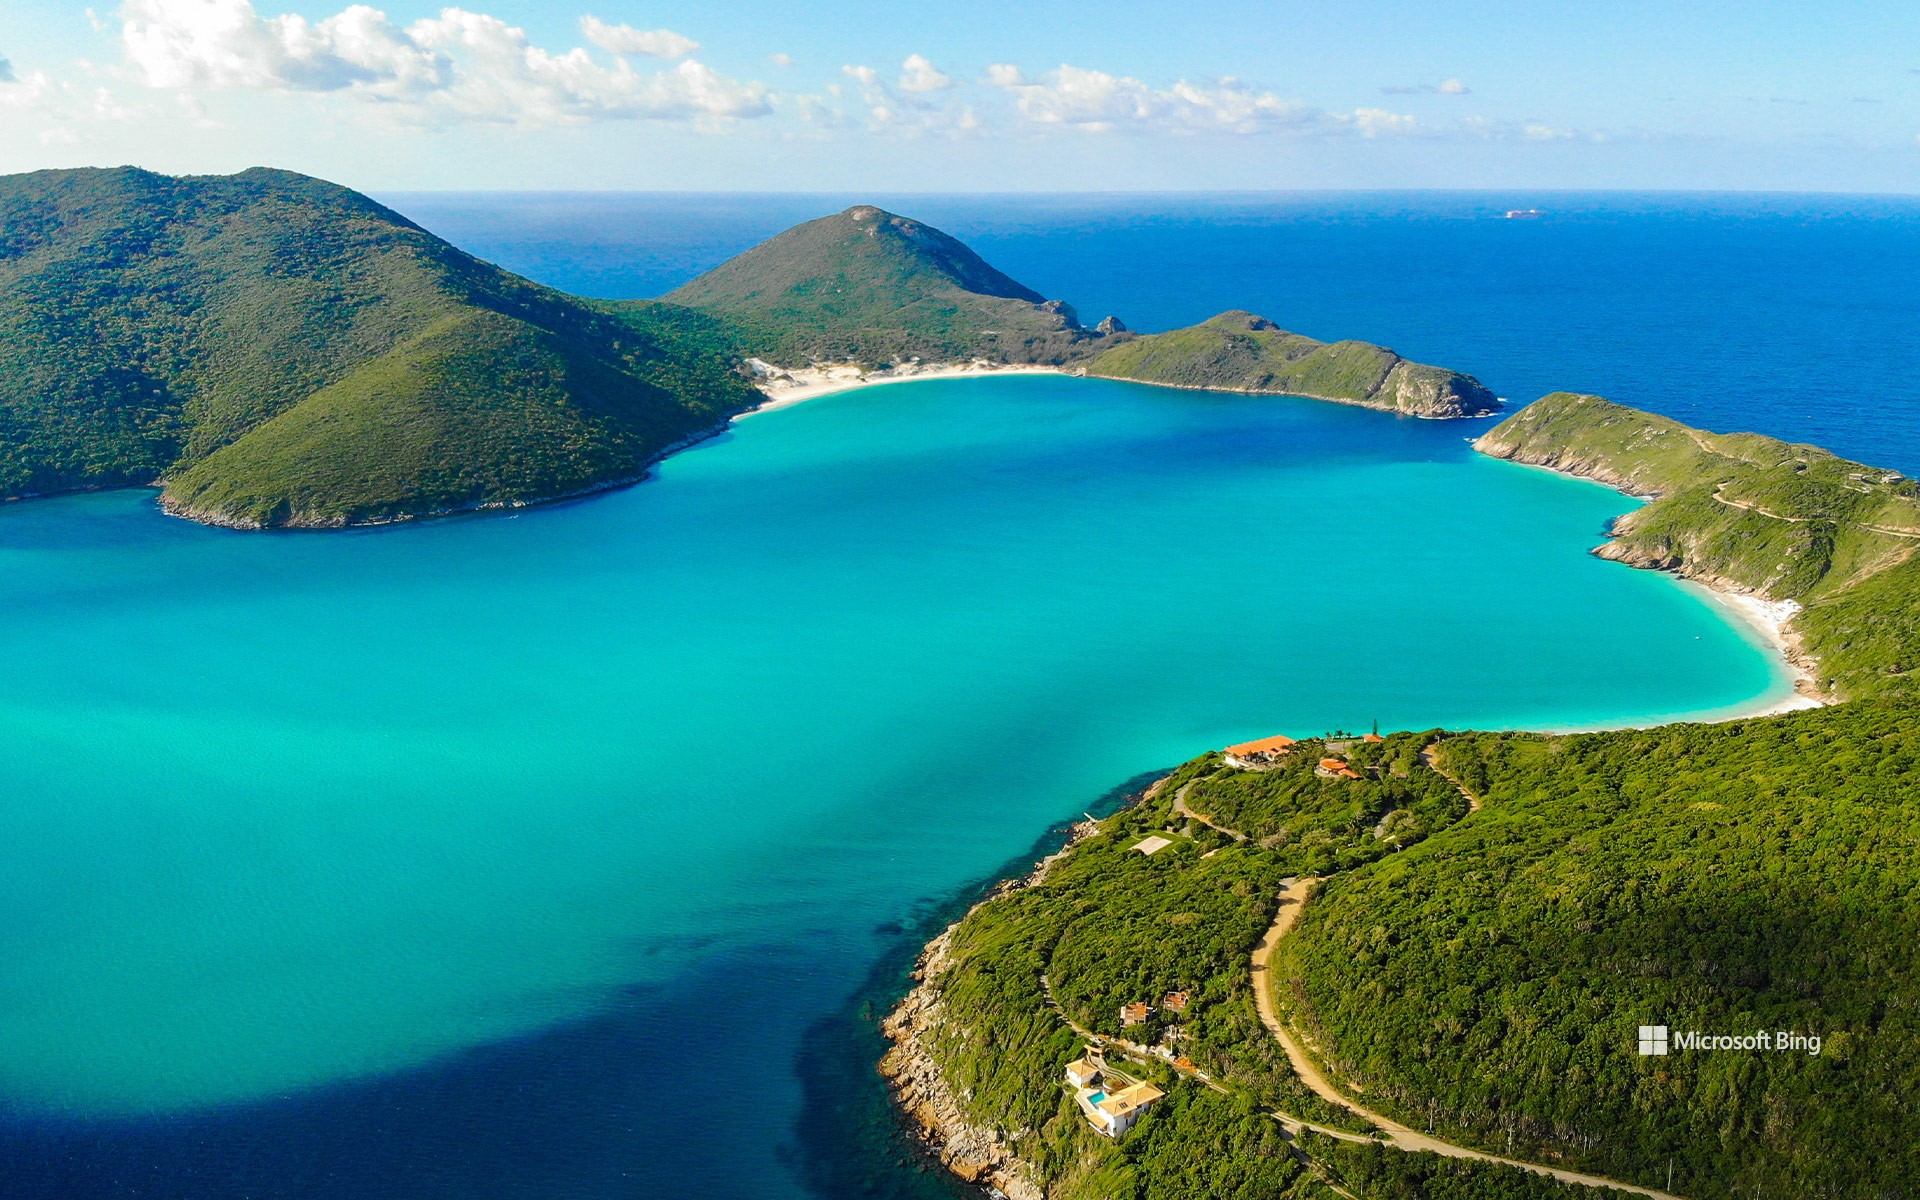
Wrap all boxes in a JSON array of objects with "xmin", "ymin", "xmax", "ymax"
[
  {"xmin": 1084, "ymin": 310, "xmax": 1500, "ymax": 419},
  {"xmin": 1476, "ymin": 392, "xmax": 1920, "ymax": 701},
  {"xmin": 1, "ymin": 168, "xmax": 1501, "ymax": 528}
]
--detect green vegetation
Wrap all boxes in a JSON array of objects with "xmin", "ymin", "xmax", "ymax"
[
  {"xmin": 908, "ymin": 706, "xmax": 1920, "ymax": 1200},
  {"xmin": 1300, "ymin": 1136, "xmax": 1642, "ymax": 1200},
  {"xmin": 1286, "ymin": 703, "xmax": 1920, "ymax": 1199},
  {"xmin": 1476, "ymin": 392, "xmax": 1920, "ymax": 698},
  {"xmin": 0, "ymin": 165, "xmax": 756, "ymax": 526},
  {"xmin": 1085, "ymin": 311, "xmax": 1499, "ymax": 418},
  {"xmin": 903, "ymin": 739, "xmax": 1641, "ymax": 1200},
  {"xmin": 663, "ymin": 204, "xmax": 1113, "ymax": 366}
]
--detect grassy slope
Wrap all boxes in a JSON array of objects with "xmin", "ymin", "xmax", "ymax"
[
  {"xmin": 663, "ymin": 204, "xmax": 1103, "ymax": 366},
  {"xmin": 911, "ymin": 742, "xmax": 1625, "ymax": 1200},
  {"xmin": 921, "ymin": 706, "xmax": 1920, "ymax": 1200},
  {"xmin": 0, "ymin": 166, "xmax": 756, "ymax": 526},
  {"xmin": 1084, "ymin": 311, "xmax": 1500, "ymax": 418},
  {"xmin": 1285, "ymin": 703, "xmax": 1920, "ymax": 1199},
  {"xmin": 1475, "ymin": 392, "xmax": 1920, "ymax": 698}
]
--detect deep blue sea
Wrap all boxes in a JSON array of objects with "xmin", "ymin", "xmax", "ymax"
[{"xmin": 0, "ymin": 193, "xmax": 1910, "ymax": 1200}]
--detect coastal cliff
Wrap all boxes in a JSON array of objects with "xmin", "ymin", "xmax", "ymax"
[
  {"xmin": 1476, "ymin": 392, "xmax": 1920, "ymax": 700},
  {"xmin": 881, "ymin": 925, "xmax": 1047, "ymax": 1200},
  {"xmin": 1084, "ymin": 311, "xmax": 1499, "ymax": 419}
]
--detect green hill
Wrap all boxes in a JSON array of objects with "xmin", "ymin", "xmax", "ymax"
[
  {"xmin": 1084, "ymin": 311, "xmax": 1500, "ymax": 418},
  {"xmin": 663, "ymin": 204, "xmax": 1113, "ymax": 366},
  {"xmin": 1285, "ymin": 704, "xmax": 1920, "ymax": 1199},
  {"xmin": 0, "ymin": 166, "xmax": 756, "ymax": 527},
  {"xmin": 886, "ymin": 743, "xmax": 1656, "ymax": 1200},
  {"xmin": 894, "ymin": 703, "xmax": 1920, "ymax": 1200},
  {"xmin": 1476, "ymin": 392, "xmax": 1920, "ymax": 698}
]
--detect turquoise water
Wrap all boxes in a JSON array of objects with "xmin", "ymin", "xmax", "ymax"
[{"xmin": 0, "ymin": 375, "xmax": 1790, "ymax": 1193}]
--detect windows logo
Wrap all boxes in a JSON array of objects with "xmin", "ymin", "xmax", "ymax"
[{"xmin": 1638, "ymin": 1025, "xmax": 1670, "ymax": 1056}]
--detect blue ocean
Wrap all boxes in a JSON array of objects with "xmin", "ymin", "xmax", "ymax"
[{"xmin": 0, "ymin": 194, "xmax": 1912, "ymax": 1200}]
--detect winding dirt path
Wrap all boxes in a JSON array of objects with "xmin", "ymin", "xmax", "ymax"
[
  {"xmin": 1251, "ymin": 880, "xmax": 1683, "ymax": 1199},
  {"xmin": 1420, "ymin": 741, "xmax": 1482, "ymax": 814},
  {"xmin": 1170, "ymin": 771, "xmax": 1248, "ymax": 841}
]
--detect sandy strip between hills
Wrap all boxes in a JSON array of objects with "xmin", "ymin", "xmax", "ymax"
[{"xmin": 737, "ymin": 362, "xmax": 1069, "ymax": 420}]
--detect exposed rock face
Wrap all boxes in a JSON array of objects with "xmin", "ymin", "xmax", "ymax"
[
  {"xmin": 1039, "ymin": 299, "xmax": 1083, "ymax": 330},
  {"xmin": 1095, "ymin": 315, "xmax": 1128, "ymax": 336},
  {"xmin": 880, "ymin": 928, "xmax": 1046, "ymax": 1200},
  {"xmin": 1380, "ymin": 361, "xmax": 1502, "ymax": 419},
  {"xmin": 880, "ymin": 817, "xmax": 1106, "ymax": 1200}
]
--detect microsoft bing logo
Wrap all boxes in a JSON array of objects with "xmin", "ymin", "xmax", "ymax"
[{"xmin": 1638, "ymin": 1025, "xmax": 1670, "ymax": 1056}]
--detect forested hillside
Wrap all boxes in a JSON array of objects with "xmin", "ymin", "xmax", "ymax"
[
  {"xmin": 0, "ymin": 166, "xmax": 755, "ymax": 527},
  {"xmin": 888, "ymin": 741, "xmax": 1646, "ymax": 1200},
  {"xmin": 1287, "ymin": 702, "xmax": 1920, "ymax": 1198}
]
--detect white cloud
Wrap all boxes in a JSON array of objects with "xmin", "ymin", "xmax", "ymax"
[
  {"xmin": 112, "ymin": 0, "xmax": 768, "ymax": 126},
  {"xmin": 1437, "ymin": 77, "xmax": 1469, "ymax": 95},
  {"xmin": 990, "ymin": 64, "xmax": 1328, "ymax": 134},
  {"xmin": 120, "ymin": 0, "xmax": 444, "ymax": 91},
  {"xmin": 1351, "ymin": 107, "xmax": 1416, "ymax": 136},
  {"xmin": 1523, "ymin": 122, "xmax": 1576, "ymax": 141},
  {"xmin": 767, "ymin": 51, "xmax": 792, "ymax": 66},
  {"xmin": 578, "ymin": 17, "xmax": 696, "ymax": 59},
  {"xmin": 41, "ymin": 126, "xmax": 84, "ymax": 145},
  {"xmin": 0, "ymin": 68, "xmax": 61, "ymax": 110},
  {"xmin": 830, "ymin": 59, "xmax": 972, "ymax": 132},
  {"xmin": 898, "ymin": 53, "xmax": 951, "ymax": 93}
]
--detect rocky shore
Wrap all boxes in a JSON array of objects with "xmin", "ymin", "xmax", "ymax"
[{"xmin": 879, "ymin": 806, "xmax": 1127, "ymax": 1200}]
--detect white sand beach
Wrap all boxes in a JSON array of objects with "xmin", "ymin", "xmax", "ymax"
[
  {"xmin": 736, "ymin": 360, "xmax": 1070, "ymax": 420},
  {"xmin": 1686, "ymin": 584, "xmax": 1826, "ymax": 716}
]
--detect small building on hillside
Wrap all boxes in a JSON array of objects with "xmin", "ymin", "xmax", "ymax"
[
  {"xmin": 1363, "ymin": 731, "xmax": 1385, "ymax": 744},
  {"xmin": 1066, "ymin": 1057, "xmax": 1166, "ymax": 1137},
  {"xmin": 1317, "ymin": 757, "xmax": 1364, "ymax": 780},
  {"xmin": 1120, "ymin": 1001, "xmax": 1152, "ymax": 1027},
  {"xmin": 1065, "ymin": 1053, "xmax": 1103, "ymax": 1089},
  {"xmin": 1077, "ymin": 1079, "xmax": 1165, "ymax": 1137},
  {"xmin": 1224, "ymin": 734, "xmax": 1297, "ymax": 769},
  {"xmin": 1160, "ymin": 990, "xmax": 1190, "ymax": 1014}
]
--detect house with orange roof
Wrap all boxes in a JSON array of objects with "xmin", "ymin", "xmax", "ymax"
[
  {"xmin": 1160, "ymin": 990, "xmax": 1190, "ymax": 1014},
  {"xmin": 1316, "ymin": 757, "xmax": 1364, "ymax": 780},
  {"xmin": 1223, "ymin": 733, "xmax": 1296, "ymax": 769},
  {"xmin": 1120, "ymin": 1001, "xmax": 1151, "ymax": 1027},
  {"xmin": 1071, "ymin": 1073, "xmax": 1165, "ymax": 1137}
]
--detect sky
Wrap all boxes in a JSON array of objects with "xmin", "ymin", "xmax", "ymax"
[{"xmin": 1, "ymin": 0, "xmax": 1917, "ymax": 192}]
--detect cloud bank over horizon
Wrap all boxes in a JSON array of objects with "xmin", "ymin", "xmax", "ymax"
[{"xmin": 1, "ymin": 0, "xmax": 1915, "ymax": 191}]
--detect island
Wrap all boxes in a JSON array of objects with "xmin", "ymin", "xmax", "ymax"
[
  {"xmin": 0, "ymin": 167, "xmax": 1500, "ymax": 528},
  {"xmin": 881, "ymin": 400, "xmax": 1920, "ymax": 1200}
]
